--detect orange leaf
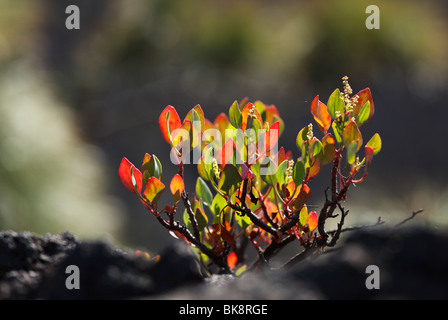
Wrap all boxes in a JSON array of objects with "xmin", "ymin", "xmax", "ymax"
[
  {"xmin": 289, "ymin": 184, "xmax": 312, "ymax": 211},
  {"xmin": 170, "ymin": 174, "xmax": 185, "ymax": 195},
  {"xmin": 158, "ymin": 105, "xmax": 182, "ymax": 145},
  {"xmin": 118, "ymin": 157, "xmax": 142, "ymax": 195},
  {"xmin": 307, "ymin": 211, "xmax": 318, "ymax": 232},
  {"xmin": 143, "ymin": 177, "xmax": 165, "ymax": 205},
  {"xmin": 214, "ymin": 113, "xmax": 230, "ymax": 140},
  {"xmin": 241, "ymin": 103, "xmax": 263, "ymax": 132},
  {"xmin": 227, "ymin": 252, "xmax": 238, "ymax": 270},
  {"xmin": 310, "ymin": 95, "xmax": 332, "ymax": 134}
]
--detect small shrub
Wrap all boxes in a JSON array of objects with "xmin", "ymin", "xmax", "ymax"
[{"xmin": 119, "ymin": 76, "xmax": 381, "ymax": 274}]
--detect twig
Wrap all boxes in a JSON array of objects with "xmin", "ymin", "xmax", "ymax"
[
  {"xmin": 327, "ymin": 216, "xmax": 384, "ymax": 235},
  {"xmin": 327, "ymin": 203, "xmax": 349, "ymax": 247},
  {"xmin": 394, "ymin": 209, "xmax": 424, "ymax": 228}
]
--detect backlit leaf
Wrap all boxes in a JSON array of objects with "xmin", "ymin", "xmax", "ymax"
[
  {"xmin": 184, "ymin": 105, "xmax": 205, "ymax": 133},
  {"xmin": 327, "ymin": 89, "xmax": 345, "ymax": 120},
  {"xmin": 357, "ymin": 101, "xmax": 371, "ymax": 127},
  {"xmin": 352, "ymin": 88, "xmax": 374, "ymax": 124},
  {"xmin": 310, "ymin": 95, "xmax": 332, "ymax": 134},
  {"xmin": 196, "ymin": 177, "xmax": 213, "ymax": 207},
  {"xmin": 229, "ymin": 100, "xmax": 242, "ymax": 129},
  {"xmin": 289, "ymin": 184, "xmax": 312, "ymax": 211},
  {"xmin": 227, "ymin": 252, "xmax": 238, "ymax": 270},
  {"xmin": 241, "ymin": 103, "xmax": 263, "ymax": 132},
  {"xmin": 307, "ymin": 211, "xmax": 318, "ymax": 232},
  {"xmin": 195, "ymin": 207, "xmax": 208, "ymax": 232},
  {"xmin": 293, "ymin": 160, "xmax": 305, "ymax": 186},
  {"xmin": 296, "ymin": 125, "xmax": 312, "ymax": 151},
  {"xmin": 158, "ymin": 105, "xmax": 181, "ymax": 145},
  {"xmin": 342, "ymin": 120, "xmax": 363, "ymax": 153},
  {"xmin": 320, "ymin": 133, "xmax": 336, "ymax": 165},
  {"xmin": 218, "ymin": 164, "xmax": 242, "ymax": 196},
  {"xmin": 170, "ymin": 174, "xmax": 184, "ymax": 203},
  {"xmin": 142, "ymin": 154, "xmax": 162, "ymax": 184},
  {"xmin": 143, "ymin": 177, "xmax": 165, "ymax": 205},
  {"xmin": 299, "ymin": 205, "xmax": 308, "ymax": 229},
  {"xmin": 366, "ymin": 133, "xmax": 382, "ymax": 155},
  {"xmin": 119, "ymin": 157, "xmax": 142, "ymax": 195}
]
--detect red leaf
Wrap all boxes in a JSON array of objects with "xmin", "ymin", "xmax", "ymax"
[
  {"xmin": 119, "ymin": 157, "xmax": 142, "ymax": 195},
  {"xmin": 227, "ymin": 252, "xmax": 238, "ymax": 270},
  {"xmin": 264, "ymin": 104, "xmax": 281, "ymax": 126},
  {"xmin": 310, "ymin": 95, "xmax": 332, "ymax": 134},
  {"xmin": 266, "ymin": 121, "xmax": 280, "ymax": 152},
  {"xmin": 216, "ymin": 138, "xmax": 241, "ymax": 169},
  {"xmin": 241, "ymin": 163, "xmax": 254, "ymax": 180},
  {"xmin": 158, "ymin": 105, "xmax": 182, "ymax": 145}
]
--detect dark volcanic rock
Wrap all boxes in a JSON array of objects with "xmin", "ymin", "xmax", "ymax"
[
  {"xmin": 0, "ymin": 231, "xmax": 78, "ymax": 299},
  {"xmin": 0, "ymin": 231, "xmax": 202, "ymax": 299},
  {"xmin": 154, "ymin": 226, "xmax": 448, "ymax": 300},
  {"xmin": 1, "ymin": 226, "xmax": 448, "ymax": 299}
]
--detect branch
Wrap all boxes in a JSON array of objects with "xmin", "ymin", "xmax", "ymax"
[
  {"xmin": 327, "ymin": 203, "xmax": 349, "ymax": 247},
  {"xmin": 154, "ymin": 214, "xmax": 230, "ymax": 272},
  {"xmin": 327, "ymin": 216, "xmax": 384, "ymax": 235},
  {"xmin": 182, "ymin": 191, "xmax": 200, "ymax": 240},
  {"xmin": 394, "ymin": 209, "xmax": 424, "ymax": 228}
]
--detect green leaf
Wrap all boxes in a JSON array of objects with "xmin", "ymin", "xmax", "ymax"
[
  {"xmin": 235, "ymin": 211, "xmax": 251, "ymax": 231},
  {"xmin": 366, "ymin": 133, "xmax": 382, "ymax": 155},
  {"xmin": 342, "ymin": 120, "xmax": 363, "ymax": 153},
  {"xmin": 197, "ymin": 156, "xmax": 210, "ymax": 181},
  {"xmin": 142, "ymin": 154, "xmax": 162, "ymax": 183},
  {"xmin": 299, "ymin": 205, "xmax": 308, "ymax": 229},
  {"xmin": 296, "ymin": 125, "xmax": 312, "ymax": 151},
  {"xmin": 195, "ymin": 207, "xmax": 209, "ymax": 232},
  {"xmin": 331, "ymin": 120, "xmax": 343, "ymax": 145},
  {"xmin": 346, "ymin": 140, "xmax": 359, "ymax": 165},
  {"xmin": 184, "ymin": 105, "xmax": 205, "ymax": 133},
  {"xmin": 357, "ymin": 101, "xmax": 371, "ymax": 127},
  {"xmin": 260, "ymin": 157, "xmax": 278, "ymax": 186},
  {"xmin": 352, "ymin": 88, "xmax": 374, "ymax": 124},
  {"xmin": 218, "ymin": 164, "xmax": 242, "ymax": 196},
  {"xmin": 211, "ymin": 193, "xmax": 227, "ymax": 223},
  {"xmin": 229, "ymin": 100, "xmax": 242, "ymax": 129},
  {"xmin": 183, "ymin": 209, "xmax": 192, "ymax": 233},
  {"xmin": 196, "ymin": 177, "xmax": 213, "ymax": 207},
  {"xmin": 293, "ymin": 160, "xmax": 305, "ymax": 186},
  {"xmin": 276, "ymin": 159, "xmax": 288, "ymax": 188},
  {"xmin": 320, "ymin": 133, "xmax": 336, "ymax": 165},
  {"xmin": 327, "ymin": 89, "xmax": 345, "ymax": 120},
  {"xmin": 302, "ymin": 138, "xmax": 322, "ymax": 169}
]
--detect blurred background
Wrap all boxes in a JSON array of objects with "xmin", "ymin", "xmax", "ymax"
[{"xmin": 0, "ymin": 0, "xmax": 447, "ymax": 253}]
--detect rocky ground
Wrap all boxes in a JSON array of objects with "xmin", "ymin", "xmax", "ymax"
[{"xmin": 1, "ymin": 225, "xmax": 447, "ymax": 300}]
